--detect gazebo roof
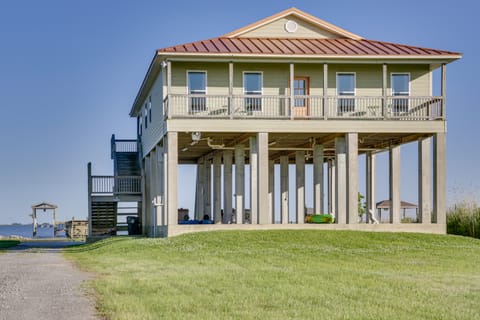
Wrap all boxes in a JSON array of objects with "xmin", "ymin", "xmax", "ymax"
[
  {"xmin": 31, "ymin": 202, "xmax": 58, "ymax": 210},
  {"xmin": 376, "ymin": 200, "xmax": 417, "ymax": 209}
]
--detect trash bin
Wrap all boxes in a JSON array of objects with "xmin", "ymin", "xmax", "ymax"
[{"xmin": 127, "ymin": 216, "xmax": 140, "ymax": 235}]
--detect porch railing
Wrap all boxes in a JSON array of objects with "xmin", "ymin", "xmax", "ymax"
[
  {"xmin": 91, "ymin": 176, "xmax": 142, "ymax": 195},
  {"xmin": 163, "ymin": 94, "xmax": 444, "ymax": 120}
]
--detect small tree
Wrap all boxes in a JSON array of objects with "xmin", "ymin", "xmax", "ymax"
[{"xmin": 358, "ymin": 192, "xmax": 367, "ymax": 222}]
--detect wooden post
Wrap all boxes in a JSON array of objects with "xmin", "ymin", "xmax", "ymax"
[
  {"xmin": 87, "ymin": 162, "xmax": 92, "ymax": 237},
  {"xmin": 441, "ymin": 64, "xmax": 446, "ymax": 119},
  {"xmin": 323, "ymin": 63, "xmax": 328, "ymax": 119},
  {"xmin": 229, "ymin": 62, "xmax": 234, "ymax": 119},
  {"xmin": 32, "ymin": 208, "xmax": 37, "ymax": 238},
  {"xmin": 382, "ymin": 64, "xmax": 387, "ymax": 118},
  {"xmin": 290, "ymin": 63, "xmax": 294, "ymax": 119}
]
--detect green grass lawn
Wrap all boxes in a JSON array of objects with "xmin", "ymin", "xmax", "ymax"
[
  {"xmin": 0, "ymin": 240, "xmax": 20, "ymax": 250},
  {"xmin": 65, "ymin": 231, "xmax": 480, "ymax": 320}
]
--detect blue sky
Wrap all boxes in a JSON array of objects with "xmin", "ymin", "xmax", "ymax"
[{"xmin": 0, "ymin": 0, "xmax": 476, "ymax": 224}]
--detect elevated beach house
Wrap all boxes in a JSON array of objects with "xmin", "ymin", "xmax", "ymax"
[{"xmin": 88, "ymin": 8, "xmax": 461, "ymax": 237}]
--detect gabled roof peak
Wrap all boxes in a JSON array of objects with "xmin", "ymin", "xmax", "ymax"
[{"xmin": 223, "ymin": 7, "xmax": 363, "ymax": 40}]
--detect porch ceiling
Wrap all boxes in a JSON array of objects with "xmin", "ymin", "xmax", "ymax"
[{"xmin": 177, "ymin": 131, "xmax": 430, "ymax": 164}]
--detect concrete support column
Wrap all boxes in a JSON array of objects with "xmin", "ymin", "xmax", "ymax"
[
  {"xmin": 418, "ymin": 137, "xmax": 431, "ymax": 224},
  {"xmin": 203, "ymin": 160, "xmax": 211, "ymax": 220},
  {"xmin": 249, "ymin": 136, "xmax": 258, "ymax": 224},
  {"xmin": 145, "ymin": 154, "xmax": 152, "ymax": 232},
  {"xmin": 328, "ymin": 159, "xmax": 336, "ymax": 215},
  {"xmin": 235, "ymin": 145, "xmax": 245, "ymax": 224},
  {"xmin": 158, "ymin": 145, "xmax": 166, "ymax": 226},
  {"xmin": 257, "ymin": 132, "xmax": 269, "ymax": 224},
  {"xmin": 346, "ymin": 133, "xmax": 358, "ymax": 224},
  {"xmin": 433, "ymin": 133, "xmax": 446, "ymax": 224},
  {"xmin": 269, "ymin": 160, "xmax": 275, "ymax": 223},
  {"xmin": 366, "ymin": 152, "xmax": 376, "ymax": 223},
  {"xmin": 223, "ymin": 150, "xmax": 233, "ymax": 224},
  {"xmin": 313, "ymin": 144, "xmax": 324, "ymax": 214},
  {"xmin": 213, "ymin": 154, "xmax": 222, "ymax": 224},
  {"xmin": 335, "ymin": 137, "xmax": 347, "ymax": 224},
  {"xmin": 150, "ymin": 148, "xmax": 158, "ymax": 234},
  {"xmin": 389, "ymin": 145, "xmax": 401, "ymax": 224},
  {"xmin": 194, "ymin": 158, "xmax": 205, "ymax": 220},
  {"xmin": 166, "ymin": 132, "xmax": 178, "ymax": 226},
  {"xmin": 280, "ymin": 155, "xmax": 289, "ymax": 224},
  {"xmin": 296, "ymin": 151, "xmax": 305, "ymax": 224}
]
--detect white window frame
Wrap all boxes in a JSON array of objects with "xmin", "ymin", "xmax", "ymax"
[
  {"xmin": 144, "ymin": 104, "xmax": 148, "ymax": 129},
  {"xmin": 187, "ymin": 70, "xmax": 207, "ymax": 113},
  {"xmin": 243, "ymin": 71, "xmax": 263, "ymax": 112},
  {"xmin": 336, "ymin": 72, "xmax": 356, "ymax": 113},
  {"xmin": 148, "ymin": 96, "xmax": 152, "ymax": 122},
  {"xmin": 391, "ymin": 72, "xmax": 410, "ymax": 112}
]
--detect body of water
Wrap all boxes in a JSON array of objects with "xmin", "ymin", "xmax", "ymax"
[{"xmin": 0, "ymin": 224, "xmax": 66, "ymax": 238}]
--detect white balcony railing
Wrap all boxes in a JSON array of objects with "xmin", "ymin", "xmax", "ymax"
[
  {"xmin": 91, "ymin": 176, "xmax": 142, "ymax": 195},
  {"xmin": 163, "ymin": 94, "xmax": 444, "ymax": 120}
]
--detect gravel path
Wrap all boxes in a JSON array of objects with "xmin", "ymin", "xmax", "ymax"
[{"xmin": 0, "ymin": 242, "xmax": 100, "ymax": 320}]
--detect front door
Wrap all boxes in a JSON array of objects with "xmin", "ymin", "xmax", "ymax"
[{"xmin": 293, "ymin": 77, "xmax": 309, "ymax": 117}]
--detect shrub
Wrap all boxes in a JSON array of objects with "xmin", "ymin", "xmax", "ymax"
[{"xmin": 446, "ymin": 201, "xmax": 480, "ymax": 239}]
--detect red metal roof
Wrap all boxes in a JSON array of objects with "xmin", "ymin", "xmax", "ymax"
[{"xmin": 158, "ymin": 37, "xmax": 460, "ymax": 57}]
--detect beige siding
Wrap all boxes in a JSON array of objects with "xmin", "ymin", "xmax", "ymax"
[
  {"xmin": 171, "ymin": 62, "xmax": 229, "ymax": 95},
  {"xmin": 141, "ymin": 70, "xmax": 164, "ymax": 157},
  {"xmin": 240, "ymin": 16, "xmax": 339, "ymax": 39},
  {"xmin": 327, "ymin": 64, "xmax": 431, "ymax": 96}
]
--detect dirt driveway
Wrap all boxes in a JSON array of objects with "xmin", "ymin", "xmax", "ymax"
[{"xmin": 0, "ymin": 242, "xmax": 99, "ymax": 320}]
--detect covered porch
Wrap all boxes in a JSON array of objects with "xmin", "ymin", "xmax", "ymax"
[{"xmin": 143, "ymin": 129, "xmax": 446, "ymax": 237}]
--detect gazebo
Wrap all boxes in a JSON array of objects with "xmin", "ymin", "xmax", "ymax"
[
  {"xmin": 376, "ymin": 200, "xmax": 418, "ymax": 223},
  {"xmin": 31, "ymin": 202, "xmax": 58, "ymax": 238}
]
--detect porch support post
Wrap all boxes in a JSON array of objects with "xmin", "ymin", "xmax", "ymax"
[
  {"xmin": 335, "ymin": 137, "xmax": 347, "ymax": 224},
  {"xmin": 433, "ymin": 133, "xmax": 446, "ymax": 225},
  {"xmin": 328, "ymin": 159, "xmax": 336, "ymax": 216},
  {"xmin": 323, "ymin": 63, "xmax": 328, "ymax": 119},
  {"xmin": 229, "ymin": 62, "xmax": 234, "ymax": 119},
  {"xmin": 150, "ymin": 148, "xmax": 159, "ymax": 234},
  {"xmin": 314, "ymin": 144, "xmax": 324, "ymax": 214},
  {"xmin": 87, "ymin": 162, "xmax": 92, "ymax": 237},
  {"xmin": 290, "ymin": 63, "xmax": 294, "ymax": 120},
  {"xmin": 144, "ymin": 154, "xmax": 151, "ymax": 233},
  {"xmin": 235, "ymin": 145, "xmax": 245, "ymax": 224},
  {"xmin": 213, "ymin": 153, "xmax": 222, "ymax": 224},
  {"xmin": 389, "ymin": 145, "xmax": 401, "ymax": 224},
  {"xmin": 418, "ymin": 137, "xmax": 431, "ymax": 224},
  {"xmin": 366, "ymin": 152, "xmax": 376, "ymax": 223},
  {"xmin": 203, "ymin": 159, "xmax": 211, "ymax": 220},
  {"xmin": 382, "ymin": 64, "xmax": 387, "ymax": 118},
  {"xmin": 296, "ymin": 151, "xmax": 305, "ymax": 224},
  {"xmin": 269, "ymin": 160, "xmax": 275, "ymax": 223},
  {"xmin": 441, "ymin": 64, "xmax": 447, "ymax": 118},
  {"xmin": 158, "ymin": 144, "xmax": 166, "ymax": 226},
  {"xmin": 249, "ymin": 136, "xmax": 258, "ymax": 224},
  {"xmin": 166, "ymin": 132, "xmax": 178, "ymax": 227},
  {"xmin": 194, "ymin": 158, "xmax": 205, "ymax": 220},
  {"xmin": 166, "ymin": 61, "xmax": 171, "ymax": 119},
  {"xmin": 280, "ymin": 155, "xmax": 289, "ymax": 224},
  {"xmin": 346, "ymin": 133, "xmax": 358, "ymax": 224},
  {"xmin": 257, "ymin": 132, "xmax": 269, "ymax": 224},
  {"xmin": 141, "ymin": 158, "xmax": 146, "ymax": 234},
  {"xmin": 223, "ymin": 150, "xmax": 233, "ymax": 224}
]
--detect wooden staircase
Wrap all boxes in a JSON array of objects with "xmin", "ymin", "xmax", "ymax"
[
  {"xmin": 91, "ymin": 201, "xmax": 117, "ymax": 236},
  {"xmin": 88, "ymin": 135, "xmax": 142, "ymax": 237}
]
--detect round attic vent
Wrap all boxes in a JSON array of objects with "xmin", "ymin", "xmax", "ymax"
[{"xmin": 285, "ymin": 20, "xmax": 298, "ymax": 33}]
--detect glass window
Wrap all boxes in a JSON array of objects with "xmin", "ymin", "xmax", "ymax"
[
  {"xmin": 337, "ymin": 73, "xmax": 355, "ymax": 113},
  {"xmin": 188, "ymin": 71, "xmax": 206, "ymax": 112},
  {"xmin": 138, "ymin": 116, "xmax": 142, "ymax": 136},
  {"xmin": 294, "ymin": 79, "xmax": 307, "ymax": 107},
  {"xmin": 244, "ymin": 72, "xmax": 262, "ymax": 111},
  {"xmin": 391, "ymin": 73, "xmax": 410, "ymax": 113},
  {"xmin": 148, "ymin": 96, "xmax": 152, "ymax": 122},
  {"xmin": 144, "ymin": 105, "xmax": 148, "ymax": 129}
]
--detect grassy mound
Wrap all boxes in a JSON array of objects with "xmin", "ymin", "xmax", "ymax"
[
  {"xmin": 447, "ymin": 202, "xmax": 480, "ymax": 238},
  {"xmin": 0, "ymin": 240, "xmax": 20, "ymax": 250},
  {"xmin": 65, "ymin": 231, "xmax": 480, "ymax": 320}
]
